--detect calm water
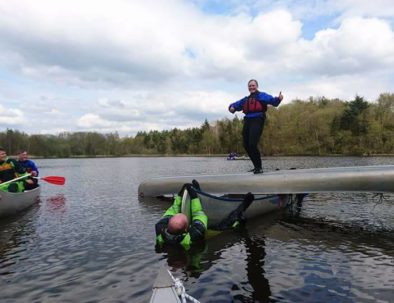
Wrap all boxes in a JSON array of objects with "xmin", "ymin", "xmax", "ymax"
[{"xmin": 0, "ymin": 157, "xmax": 394, "ymax": 303}]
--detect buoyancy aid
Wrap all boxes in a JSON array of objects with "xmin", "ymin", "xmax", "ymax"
[
  {"xmin": 0, "ymin": 159, "xmax": 17, "ymax": 182},
  {"xmin": 242, "ymin": 93, "xmax": 267, "ymax": 114},
  {"xmin": 0, "ymin": 159, "xmax": 26, "ymax": 192}
]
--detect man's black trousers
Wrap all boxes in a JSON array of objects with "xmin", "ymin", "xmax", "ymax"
[{"xmin": 242, "ymin": 115, "xmax": 265, "ymax": 170}]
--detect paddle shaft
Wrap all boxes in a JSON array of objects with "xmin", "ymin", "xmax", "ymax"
[{"xmin": 0, "ymin": 174, "xmax": 30, "ymax": 188}]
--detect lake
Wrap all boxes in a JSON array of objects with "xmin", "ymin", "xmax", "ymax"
[{"xmin": 1, "ymin": 157, "xmax": 394, "ymax": 302}]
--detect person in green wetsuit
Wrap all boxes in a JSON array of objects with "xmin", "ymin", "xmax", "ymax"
[
  {"xmin": 0, "ymin": 147, "xmax": 30, "ymax": 192},
  {"xmin": 155, "ymin": 182, "xmax": 208, "ymax": 250},
  {"xmin": 155, "ymin": 180, "xmax": 255, "ymax": 250}
]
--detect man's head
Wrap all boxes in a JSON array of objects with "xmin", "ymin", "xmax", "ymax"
[
  {"xmin": 248, "ymin": 79, "xmax": 259, "ymax": 93},
  {"xmin": 168, "ymin": 213, "xmax": 189, "ymax": 235},
  {"xmin": 0, "ymin": 147, "xmax": 7, "ymax": 162},
  {"xmin": 18, "ymin": 150, "xmax": 28, "ymax": 161}
]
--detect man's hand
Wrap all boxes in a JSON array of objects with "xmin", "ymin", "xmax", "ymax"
[
  {"xmin": 185, "ymin": 184, "xmax": 198, "ymax": 199},
  {"xmin": 229, "ymin": 106, "xmax": 235, "ymax": 113},
  {"xmin": 278, "ymin": 91, "xmax": 283, "ymax": 102}
]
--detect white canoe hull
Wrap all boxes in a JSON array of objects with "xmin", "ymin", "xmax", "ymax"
[
  {"xmin": 150, "ymin": 267, "xmax": 181, "ymax": 303},
  {"xmin": 199, "ymin": 194, "xmax": 293, "ymax": 226},
  {"xmin": 138, "ymin": 165, "xmax": 394, "ymax": 197},
  {"xmin": 0, "ymin": 187, "xmax": 41, "ymax": 218}
]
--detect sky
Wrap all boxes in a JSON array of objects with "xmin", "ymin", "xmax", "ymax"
[{"xmin": 0, "ymin": 0, "xmax": 393, "ymax": 136}]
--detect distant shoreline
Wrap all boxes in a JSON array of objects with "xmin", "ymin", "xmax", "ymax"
[{"xmin": 16, "ymin": 154, "xmax": 394, "ymax": 160}]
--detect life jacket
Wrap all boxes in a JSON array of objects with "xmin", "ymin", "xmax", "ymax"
[
  {"xmin": 242, "ymin": 93, "xmax": 267, "ymax": 114},
  {"xmin": 0, "ymin": 159, "xmax": 17, "ymax": 180},
  {"xmin": 0, "ymin": 159, "xmax": 25, "ymax": 192}
]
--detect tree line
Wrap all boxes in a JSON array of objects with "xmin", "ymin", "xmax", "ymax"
[{"xmin": 1, "ymin": 94, "xmax": 393, "ymax": 157}]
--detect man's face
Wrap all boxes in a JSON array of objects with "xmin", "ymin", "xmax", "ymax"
[
  {"xmin": 248, "ymin": 81, "xmax": 258, "ymax": 93},
  {"xmin": 0, "ymin": 150, "xmax": 7, "ymax": 162},
  {"xmin": 18, "ymin": 152, "xmax": 28, "ymax": 161}
]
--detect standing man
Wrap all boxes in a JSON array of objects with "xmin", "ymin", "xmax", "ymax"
[{"xmin": 228, "ymin": 79, "xmax": 283, "ymax": 174}]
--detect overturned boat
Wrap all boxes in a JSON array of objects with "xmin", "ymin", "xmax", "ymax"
[
  {"xmin": 138, "ymin": 165, "xmax": 394, "ymax": 226},
  {"xmin": 139, "ymin": 165, "xmax": 394, "ymax": 197}
]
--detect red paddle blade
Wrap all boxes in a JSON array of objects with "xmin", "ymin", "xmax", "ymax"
[{"xmin": 41, "ymin": 176, "xmax": 66, "ymax": 185}]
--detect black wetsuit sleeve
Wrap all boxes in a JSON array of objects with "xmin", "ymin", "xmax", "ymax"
[
  {"xmin": 213, "ymin": 193, "xmax": 254, "ymax": 231},
  {"xmin": 155, "ymin": 216, "xmax": 171, "ymax": 236},
  {"xmin": 189, "ymin": 220, "xmax": 206, "ymax": 242}
]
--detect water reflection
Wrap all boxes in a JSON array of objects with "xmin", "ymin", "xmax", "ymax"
[
  {"xmin": 156, "ymin": 214, "xmax": 280, "ymax": 301},
  {"xmin": 234, "ymin": 230, "xmax": 271, "ymax": 302},
  {"xmin": 277, "ymin": 215, "xmax": 394, "ymax": 255},
  {"xmin": 0, "ymin": 207, "xmax": 39, "ymax": 276},
  {"xmin": 44, "ymin": 194, "xmax": 67, "ymax": 215},
  {"xmin": 160, "ymin": 210, "xmax": 394, "ymax": 302}
]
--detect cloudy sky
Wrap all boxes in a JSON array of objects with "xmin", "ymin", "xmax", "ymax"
[{"xmin": 0, "ymin": 0, "xmax": 393, "ymax": 136}]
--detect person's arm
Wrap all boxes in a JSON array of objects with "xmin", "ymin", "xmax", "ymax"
[
  {"xmin": 155, "ymin": 216, "xmax": 170, "ymax": 237},
  {"xmin": 163, "ymin": 195, "xmax": 182, "ymax": 217},
  {"xmin": 257, "ymin": 92, "xmax": 283, "ymax": 107},
  {"xmin": 155, "ymin": 193, "xmax": 182, "ymax": 237},
  {"xmin": 29, "ymin": 160, "xmax": 39, "ymax": 177},
  {"xmin": 229, "ymin": 96, "xmax": 248, "ymax": 113},
  {"xmin": 185, "ymin": 184, "xmax": 208, "ymax": 242}
]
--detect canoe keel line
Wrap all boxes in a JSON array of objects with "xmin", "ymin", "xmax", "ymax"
[{"xmin": 139, "ymin": 165, "xmax": 394, "ymax": 197}]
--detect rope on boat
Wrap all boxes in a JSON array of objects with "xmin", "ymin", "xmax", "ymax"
[
  {"xmin": 193, "ymin": 187, "xmax": 277, "ymax": 202},
  {"xmin": 168, "ymin": 270, "xmax": 201, "ymax": 303}
]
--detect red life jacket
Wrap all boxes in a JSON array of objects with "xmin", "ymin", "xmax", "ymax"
[{"xmin": 242, "ymin": 93, "xmax": 267, "ymax": 114}]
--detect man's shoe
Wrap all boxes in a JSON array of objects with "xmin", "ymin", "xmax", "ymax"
[
  {"xmin": 253, "ymin": 168, "xmax": 263, "ymax": 174},
  {"xmin": 248, "ymin": 168, "xmax": 255, "ymax": 172}
]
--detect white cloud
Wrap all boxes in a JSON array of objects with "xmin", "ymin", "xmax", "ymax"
[
  {"xmin": 0, "ymin": 104, "xmax": 24, "ymax": 126},
  {"xmin": 76, "ymin": 113, "xmax": 112, "ymax": 129},
  {"xmin": 330, "ymin": 0, "xmax": 394, "ymax": 19},
  {"xmin": 0, "ymin": 0, "xmax": 393, "ymax": 135},
  {"xmin": 300, "ymin": 17, "xmax": 394, "ymax": 75}
]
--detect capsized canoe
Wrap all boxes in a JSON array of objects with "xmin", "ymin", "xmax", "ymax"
[
  {"xmin": 138, "ymin": 165, "xmax": 394, "ymax": 197},
  {"xmin": 197, "ymin": 193, "xmax": 296, "ymax": 226},
  {"xmin": 0, "ymin": 186, "xmax": 41, "ymax": 218},
  {"xmin": 141, "ymin": 192, "xmax": 298, "ymax": 227}
]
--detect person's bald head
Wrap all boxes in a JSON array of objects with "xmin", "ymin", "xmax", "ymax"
[{"xmin": 168, "ymin": 214, "xmax": 189, "ymax": 235}]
